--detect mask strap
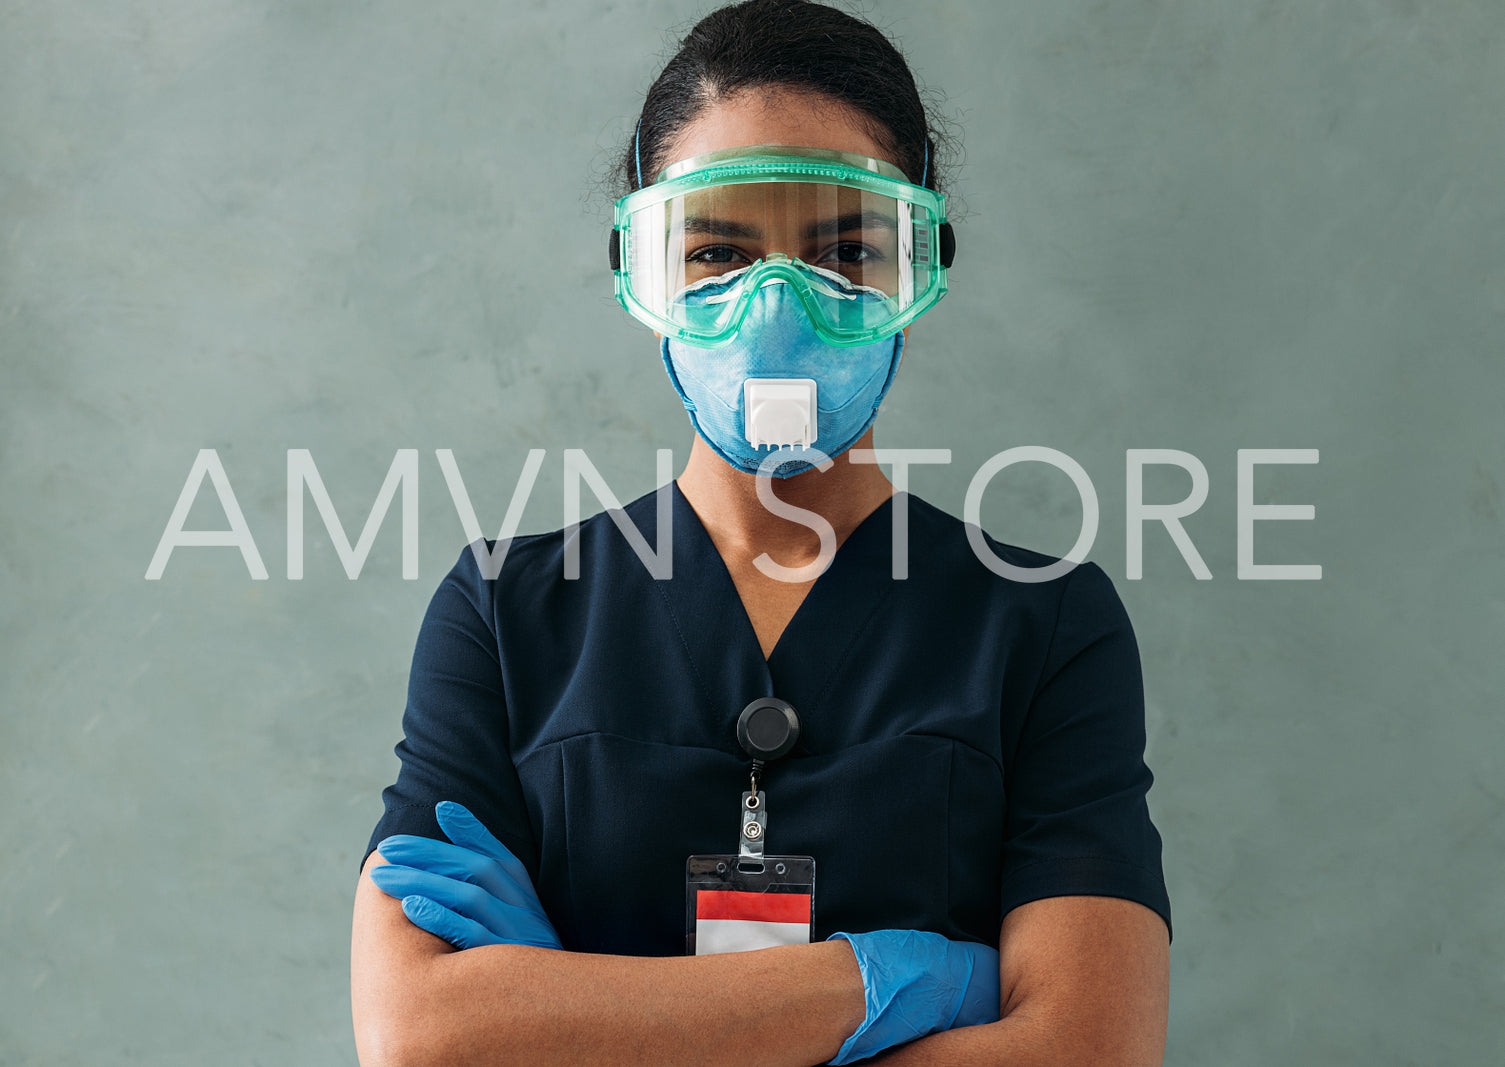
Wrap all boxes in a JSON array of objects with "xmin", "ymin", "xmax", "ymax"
[{"xmin": 921, "ymin": 140, "xmax": 930, "ymax": 189}]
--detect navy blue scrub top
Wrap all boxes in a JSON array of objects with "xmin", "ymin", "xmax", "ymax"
[{"xmin": 364, "ymin": 483, "xmax": 1172, "ymax": 954}]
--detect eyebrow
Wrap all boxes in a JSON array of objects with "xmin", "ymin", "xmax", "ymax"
[
  {"xmin": 805, "ymin": 211, "xmax": 899, "ymax": 238},
  {"xmin": 680, "ymin": 217, "xmax": 761, "ymax": 238},
  {"xmin": 678, "ymin": 210, "xmax": 899, "ymax": 239}
]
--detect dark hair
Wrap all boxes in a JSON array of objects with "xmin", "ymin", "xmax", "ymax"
[{"xmin": 618, "ymin": 0, "xmax": 952, "ymax": 195}]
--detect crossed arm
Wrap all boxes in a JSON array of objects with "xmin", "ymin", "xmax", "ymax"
[{"xmin": 351, "ymin": 851, "xmax": 1168, "ymax": 1067}]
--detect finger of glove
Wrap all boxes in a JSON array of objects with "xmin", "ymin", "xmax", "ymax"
[
  {"xmin": 376, "ymin": 833, "xmax": 541, "ymax": 914},
  {"xmin": 372, "ymin": 864, "xmax": 562, "ymax": 949},
  {"xmin": 398, "ymin": 894, "xmax": 505, "ymax": 951},
  {"xmin": 434, "ymin": 801, "xmax": 541, "ymax": 906}
]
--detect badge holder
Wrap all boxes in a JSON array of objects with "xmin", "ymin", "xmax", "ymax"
[{"xmin": 686, "ymin": 698, "xmax": 816, "ymax": 955}]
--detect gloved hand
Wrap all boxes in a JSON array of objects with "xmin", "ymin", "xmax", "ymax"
[
  {"xmin": 370, "ymin": 800, "xmax": 562, "ymax": 950},
  {"xmin": 824, "ymin": 929, "xmax": 1001, "ymax": 1064}
]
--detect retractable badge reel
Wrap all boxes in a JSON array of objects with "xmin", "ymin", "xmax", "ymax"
[{"xmin": 685, "ymin": 698, "xmax": 816, "ymax": 955}]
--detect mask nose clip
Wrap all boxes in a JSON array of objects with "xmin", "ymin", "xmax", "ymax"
[{"xmin": 701, "ymin": 255, "xmax": 867, "ymax": 308}]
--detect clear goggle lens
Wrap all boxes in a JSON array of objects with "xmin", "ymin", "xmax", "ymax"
[{"xmin": 612, "ymin": 147, "xmax": 951, "ymax": 347}]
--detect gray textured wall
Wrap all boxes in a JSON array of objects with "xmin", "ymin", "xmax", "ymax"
[{"xmin": 2, "ymin": 1, "xmax": 1500, "ymax": 1063}]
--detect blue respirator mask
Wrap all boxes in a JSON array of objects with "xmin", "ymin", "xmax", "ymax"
[
  {"xmin": 609, "ymin": 144, "xmax": 955, "ymax": 477},
  {"xmin": 660, "ymin": 260, "xmax": 904, "ymax": 476}
]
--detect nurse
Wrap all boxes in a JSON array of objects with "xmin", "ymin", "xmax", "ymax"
[{"xmin": 351, "ymin": 2, "xmax": 1171, "ymax": 1065}]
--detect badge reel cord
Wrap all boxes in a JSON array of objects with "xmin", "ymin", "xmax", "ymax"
[{"xmin": 735, "ymin": 697, "xmax": 801, "ymax": 872}]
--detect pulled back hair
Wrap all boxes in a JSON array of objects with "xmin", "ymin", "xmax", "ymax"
[{"xmin": 618, "ymin": 0, "xmax": 952, "ymax": 194}]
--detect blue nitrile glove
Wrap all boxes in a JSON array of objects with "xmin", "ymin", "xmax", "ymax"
[
  {"xmin": 824, "ymin": 929, "xmax": 1001, "ymax": 1064},
  {"xmin": 370, "ymin": 800, "xmax": 563, "ymax": 950}
]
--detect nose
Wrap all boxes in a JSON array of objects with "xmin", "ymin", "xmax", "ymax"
[{"xmin": 753, "ymin": 252, "xmax": 802, "ymax": 291}]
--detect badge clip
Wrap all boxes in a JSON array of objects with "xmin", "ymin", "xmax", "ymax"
[{"xmin": 738, "ymin": 783, "xmax": 768, "ymax": 869}]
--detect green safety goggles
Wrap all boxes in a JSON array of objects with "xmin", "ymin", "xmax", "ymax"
[{"xmin": 609, "ymin": 145, "xmax": 956, "ymax": 348}]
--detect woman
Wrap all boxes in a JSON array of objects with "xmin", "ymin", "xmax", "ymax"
[{"xmin": 351, "ymin": 2, "xmax": 1171, "ymax": 1064}]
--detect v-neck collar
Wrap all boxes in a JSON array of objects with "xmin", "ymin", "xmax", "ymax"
[{"xmin": 650, "ymin": 480, "xmax": 902, "ymax": 743}]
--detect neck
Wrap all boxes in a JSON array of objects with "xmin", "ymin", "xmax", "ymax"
[{"xmin": 676, "ymin": 429, "xmax": 894, "ymax": 569}]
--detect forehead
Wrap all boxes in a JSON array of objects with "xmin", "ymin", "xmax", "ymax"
[
  {"xmin": 661, "ymin": 88, "xmax": 897, "ymax": 174},
  {"xmin": 680, "ymin": 181, "xmax": 877, "ymax": 214},
  {"xmin": 674, "ymin": 183, "xmax": 901, "ymax": 244}
]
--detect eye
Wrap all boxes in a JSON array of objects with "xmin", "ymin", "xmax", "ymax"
[
  {"xmin": 686, "ymin": 244, "xmax": 751, "ymax": 265},
  {"xmin": 817, "ymin": 241, "xmax": 883, "ymax": 265}
]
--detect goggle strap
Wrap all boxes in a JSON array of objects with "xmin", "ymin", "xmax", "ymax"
[{"xmin": 634, "ymin": 117, "xmax": 644, "ymax": 188}]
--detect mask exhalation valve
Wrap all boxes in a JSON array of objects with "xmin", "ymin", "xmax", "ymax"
[{"xmin": 743, "ymin": 378, "xmax": 818, "ymax": 451}]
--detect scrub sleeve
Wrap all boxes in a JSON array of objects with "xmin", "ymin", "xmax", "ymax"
[
  {"xmin": 361, "ymin": 557, "xmax": 544, "ymax": 888},
  {"xmin": 996, "ymin": 560, "xmax": 1172, "ymax": 933}
]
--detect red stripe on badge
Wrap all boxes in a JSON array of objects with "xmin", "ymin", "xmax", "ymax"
[{"xmin": 695, "ymin": 889, "xmax": 811, "ymax": 923}]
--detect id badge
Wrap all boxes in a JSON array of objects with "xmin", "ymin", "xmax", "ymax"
[{"xmin": 685, "ymin": 854, "xmax": 815, "ymax": 955}]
